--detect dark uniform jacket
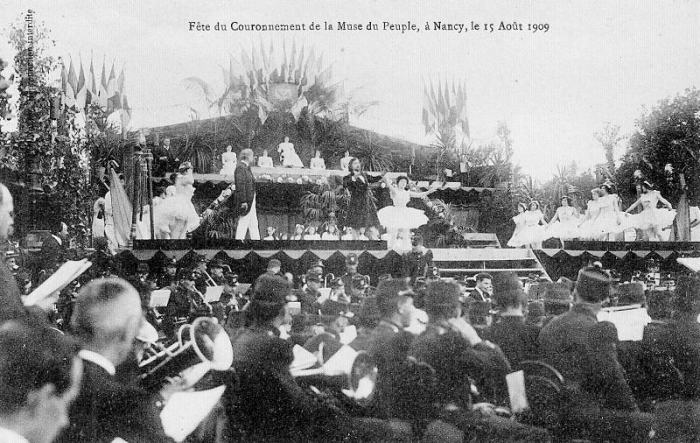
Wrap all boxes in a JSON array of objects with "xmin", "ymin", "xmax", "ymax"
[
  {"xmin": 152, "ymin": 145, "xmax": 179, "ymax": 177},
  {"xmin": 410, "ymin": 321, "xmax": 511, "ymax": 408},
  {"xmin": 227, "ymin": 325, "xmax": 393, "ymax": 442},
  {"xmin": 0, "ymin": 257, "xmax": 47, "ymax": 326},
  {"xmin": 56, "ymin": 360, "xmax": 172, "ymax": 443},
  {"xmin": 231, "ymin": 161, "xmax": 255, "ymax": 216},
  {"xmin": 539, "ymin": 303, "xmax": 638, "ymax": 411},
  {"xmin": 40, "ymin": 234, "xmax": 65, "ymax": 272},
  {"xmin": 484, "ymin": 315, "xmax": 540, "ymax": 369},
  {"xmin": 401, "ymin": 248, "xmax": 433, "ymax": 283}
]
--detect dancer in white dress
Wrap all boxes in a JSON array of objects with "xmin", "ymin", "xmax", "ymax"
[
  {"xmin": 624, "ymin": 181, "xmax": 675, "ymax": 241},
  {"xmin": 278, "ymin": 136, "xmax": 304, "ymax": 168},
  {"xmin": 587, "ymin": 184, "xmax": 623, "ymax": 241},
  {"xmin": 156, "ymin": 162, "xmax": 200, "ymax": 239},
  {"xmin": 690, "ymin": 206, "xmax": 700, "ymax": 242},
  {"xmin": 507, "ymin": 203, "xmax": 528, "ymax": 247},
  {"xmin": 219, "ymin": 145, "xmax": 237, "ymax": 175},
  {"xmin": 508, "ymin": 201, "xmax": 547, "ymax": 249},
  {"xmin": 545, "ymin": 196, "xmax": 580, "ymax": 247},
  {"xmin": 376, "ymin": 176, "xmax": 439, "ymax": 253},
  {"xmin": 577, "ymin": 188, "xmax": 602, "ymax": 240}
]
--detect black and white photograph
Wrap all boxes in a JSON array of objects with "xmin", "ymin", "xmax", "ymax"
[{"xmin": 0, "ymin": 0, "xmax": 699, "ymax": 441}]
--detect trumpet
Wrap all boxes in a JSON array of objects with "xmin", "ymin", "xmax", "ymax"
[
  {"xmin": 200, "ymin": 269, "xmax": 218, "ymax": 287},
  {"xmin": 139, "ymin": 317, "xmax": 234, "ymax": 392}
]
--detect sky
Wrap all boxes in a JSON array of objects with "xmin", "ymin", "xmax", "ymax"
[{"xmin": 1, "ymin": 0, "xmax": 699, "ymax": 181}]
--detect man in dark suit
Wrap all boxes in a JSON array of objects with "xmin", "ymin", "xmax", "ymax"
[
  {"xmin": 483, "ymin": 272, "xmax": 540, "ymax": 369},
  {"xmin": 469, "ymin": 272, "xmax": 493, "ymax": 303},
  {"xmin": 539, "ymin": 266, "xmax": 654, "ymax": 442},
  {"xmin": 40, "ymin": 219, "xmax": 68, "ymax": 273},
  {"xmin": 0, "ymin": 321, "xmax": 82, "ymax": 443},
  {"xmin": 0, "ymin": 183, "xmax": 52, "ymax": 325},
  {"xmin": 232, "ymin": 148, "xmax": 259, "ymax": 240},
  {"xmin": 152, "ymin": 138, "xmax": 180, "ymax": 177},
  {"xmin": 57, "ymin": 277, "xmax": 173, "ymax": 443}
]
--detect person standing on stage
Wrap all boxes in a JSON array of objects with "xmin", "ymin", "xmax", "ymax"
[
  {"xmin": 342, "ymin": 158, "xmax": 383, "ymax": 230},
  {"xmin": 232, "ymin": 149, "xmax": 260, "ymax": 240}
]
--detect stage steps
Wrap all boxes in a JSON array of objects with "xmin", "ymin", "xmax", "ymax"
[{"xmin": 431, "ymin": 248, "xmax": 552, "ymax": 282}]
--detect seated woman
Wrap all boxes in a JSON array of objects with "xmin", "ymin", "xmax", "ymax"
[
  {"xmin": 309, "ymin": 150, "xmax": 326, "ymax": 170},
  {"xmin": 291, "ymin": 224, "xmax": 304, "ymax": 241},
  {"xmin": 263, "ymin": 226, "xmax": 277, "ymax": 241},
  {"xmin": 278, "ymin": 137, "xmax": 304, "ymax": 168},
  {"xmin": 321, "ymin": 224, "xmax": 340, "ymax": 240},
  {"xmin": 257, "ymin": 149, "xmax": 274, "ymax": 168},
  {"xmin": 219, "ymin": 145, "xmax": 237, "ymax": 175},
  {"xmin": 341, "ymin": 227, "xmax": 355, "ymax": 241},
  {"xmin": 303, "ymin": 226, "xmax": 321, "ymax": 240}
]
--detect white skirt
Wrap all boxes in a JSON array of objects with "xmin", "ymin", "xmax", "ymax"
[{"xmin": 377, "ymin": 206, "xmax": 429, "ymax": 230}]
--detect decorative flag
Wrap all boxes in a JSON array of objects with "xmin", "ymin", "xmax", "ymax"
[
  {"xmin": 98, "ymin": 56, "xmax": 108, "ymax": 108},
  {"xmin": 65, "ymin": 57, "xmax": 78, "ymax": 108},
  {"xmin": 75, "ymin": 54, "xmax": 87, "ymax": 110}
]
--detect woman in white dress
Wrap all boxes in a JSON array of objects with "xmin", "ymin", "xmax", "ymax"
[
  {"xmin": 545, "ymin": 196, "xmax": 580, "ymax": 248},
  {"xmin": 623, "ymin": 181, "xmax": 675, "ymax": 241},
  {"xmin": 507, "ymin": 203, "xmax": 528, "ymax": 247},
  {"xmin": 303, "ymin": 226, "xmax": 321, "ymax": 240},
  {"xmin": 257, "ymin": 149, "xmax": 274, "ymax": 168},
  {"xmin": 588, "ymin": 183, "xmax": 623, "ymax": 241},
  {"xmin": 278, "ymin": 136, "xmax": 304, "ymax": 168},
  {"xmin": 322, "ymin": 224, "xmax": 340, "ymax": 240},
  {"xmin": 508, "ymin": 201, "xmax": 547, "ymax": 249},
  {"xmin": 577, "ymin": 188, "xmax": 602, "ymax": 240},
  {"xmin": 376, "ymin": 176, "xmax": 439, "ymax": 253},
  {"xmin": 91, "ymin": 197, "xmax": 106, "ymax": 240},
  {"xmin": 156, "ymin": 162, "xmax": 200, "ymax": 239},
  {"xmin": 310, "ymin": 150, "xmax": 326, "ymax": 170},
  {"xmin": 219, "ymin": 145, "xmax": 237, "ymax": 175}
]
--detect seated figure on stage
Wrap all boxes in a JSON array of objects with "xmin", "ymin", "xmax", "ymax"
[
  {"xmin": 219, "ymin": 145, "xmax": 237, "ymax": 175},
  {"xmin": 545, "ymin": 195, "xmax": 580, "ymax": 248},
  {"xmin": 291, "ymin": 224, "xmax": 304, "ymax": 240},
  {"xmin": 321, "ymin": 224, "xmax": 340, "ymax": 240},
  {"xmin": 278, "ymin": 136, "xmax": 304, "ymax": 168},
  {"xmin": 155, "ymin": 162, "xmax": 200, "ymax": 239},
  {"xmin": 339, "ymin": 150, "xmax": 352, "ymax": 171},
  {"xmin": 257, "ymin": 149, "xmax": 274, "ymax": 168},
  {"xmin": 624, "ymin": 181, "xmax": 675, "ymax": 241},
  {"xmin": 303, "ymin": 226, "xmax": 321, "ymax": 240},
  {"xmin": 357, "ymin": 226, "xmax": 369, "ymax": 240},
  {"xmin": 377, "ymin": 175, "xmax": 438, "ymax": 253},
  {"xmin": 263, "ymin": 226, "xmax": 277, "ymax": 240},
  {"xmin": 341, "ymin": 226, "xmax": 355, "ymax": 240},
  {"xmin": 310, "ymin": 150, "xmax": 326, "ymax": 170}
]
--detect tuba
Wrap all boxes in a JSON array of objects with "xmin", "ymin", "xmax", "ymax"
[{"xmin": 139, "ymin": 317, "xmax": 233, "ymax": 392}]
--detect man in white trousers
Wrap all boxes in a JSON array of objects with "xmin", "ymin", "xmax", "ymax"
[{"xmin": 233, "ymin": 149, "xmax": 260, "ymax": 240}]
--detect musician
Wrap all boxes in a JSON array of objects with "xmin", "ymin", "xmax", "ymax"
[
  {"xmin": 341, "ymin": 253, "xmax": 364, "ymax": 301},
  {"xmin": 401, "ymin": 233, "xmax": 434, "ymax": 283},
  {"xmin": 225, "ymin": 274, "xmax": 400, "ymax": 442},
  {"xmin": 297, "ymin": 271, "xmax": 323, "ymax": 314},
  {"xmin": 469, "ymin": 273, "xmax": 493, "ymax": 303},
  {"xmin": 0, "ymin": 183, "xmax": 53, "ymax": 325},
  {"xmin": 0, "ymin": 321, "xmax": 82, "ymax": 443},
  {"xmin": 192, "ymin": 253, "xmax": 210, "ymax": 293},
  {"xmin": 483, "ymin": 272, "xmax": 540, "ymax": 369},
  {"xmin": 410, "ymin": 280, "xmax": 551, "ymax": 441},
  {"xmin": 156, "ymin": 257, "xmax": 178, "ymax": 289},
  {"xmin": 57, "ymin": 277, "xmax": 173, "ymax": 443},
  {"xmin": 539, "ymin": 266, "xmax": 654, "ymax": 441},
  {"xmin": 208, "ymin": 259, "xmax": 227, "ymax": 285},
  {"xmin": 162, "ymin": 268, "xmax": 210, "ymax": 338}
]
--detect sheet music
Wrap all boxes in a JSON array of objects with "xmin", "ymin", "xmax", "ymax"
[
  {"xmin": 24, "ymin": 259, "xmax": 92, "ymax": 306},
  {"xmin": 160, "ymin": 385, "xmax": 226, "ymax": 442},
  {"xmin": 506, "ymin": 370, "xmax": 529, "ymax": 413},
  {"xmin": 149, "ymin": 289, "xmax": 171, "ymax": 308},
  {"xmin": 597, "ymin": 306, "xmax": 651, "ymax": 341},
  {"xmin": 204, "ymin": 285, "xmax": 224, "ymax": 303}
]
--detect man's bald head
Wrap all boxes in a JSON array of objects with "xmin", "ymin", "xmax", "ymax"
[{"xmin": 71, "ymin": 277, "xmax": 143, "ymax": 365}]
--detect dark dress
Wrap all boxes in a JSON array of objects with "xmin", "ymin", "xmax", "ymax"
[{"xmin": 343, "ymin": 173, "xmax": 381, "ymax": 229}]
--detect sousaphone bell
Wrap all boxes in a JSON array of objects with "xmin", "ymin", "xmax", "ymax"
[{"xmin": 139, "ymin": 317, "xmax": 233, "ymax": 392}]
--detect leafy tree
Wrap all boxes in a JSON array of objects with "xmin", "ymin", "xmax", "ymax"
[
  {"xmin": 594, "ymin": 122, "xmax": 625, "ymax": 176},
  {"xmin": 615, "ymin": 88, "xmax": 700, "ymax": 206}
]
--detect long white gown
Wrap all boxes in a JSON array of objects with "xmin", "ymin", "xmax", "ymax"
[
  {"xmin": 155, "ymin": 171, "xmax": 200, "ymax": 239},
  {"xmin": 545, "ymin": 206, "xmax": 580, "ymax": 241},
  {"xmin": 623, "ymin": 190, "xmax": 676, "ymax": 234},
  {"xmin": 278, "ymin": 142, "xmax": 304, "ymax": 167},
  {"xmin": 220, "ymin": 151, "xmax": 237, "ymax": 175},
  {"xmin": 508, "ymin": 210, "xmax": 546, "ymax": 247}
]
